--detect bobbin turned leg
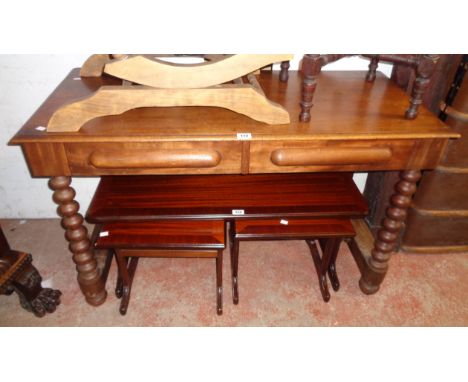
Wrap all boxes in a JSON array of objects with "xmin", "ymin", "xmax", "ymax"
[
  {"xmin": 280, "ymin": 61, "xmax": 290, "ymax": 82},
  {"xmin": 300, "ymin": 54, "xmax": 321, "ymax": 122},
  {"xmin": 405, "ymin": 55, "xmax": 438, "ymax": 119},
  {"xmin": 49, "ymin": 176, "xmax": 107, "ymax": 306},
  {"xmin": 359, "ymin": 170, "xmax": 422, "ymax": 294}
]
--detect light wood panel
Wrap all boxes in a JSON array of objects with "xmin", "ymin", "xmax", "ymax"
[
  {"xmin": 104, "ymin": 54, "xmax": 293, "ymax": 88},
  {"xmin": 47, "ymin": 85, "xmax": 290, "ymax": 132}
]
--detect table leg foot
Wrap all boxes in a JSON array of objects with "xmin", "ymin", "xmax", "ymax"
[
  {"xmin": 49, "ymin": 176, "xmax": 107, "ymax": 306},
  {"xmin": 362, "ymin": 169, "xmax": 421, "ymax": 293}
]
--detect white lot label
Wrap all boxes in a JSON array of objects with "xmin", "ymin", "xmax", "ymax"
[
  {"xmin": 35, "ymin": 126, "xmax": 47, "ymax": 131},
  {"xmin": 280, "ymin": 219, "xmax": 289, "ymax": 225},
  {"xmin": 232, "ymin": 209, "xmax": 245, "ymax": 215},
  {"xmin": 99, "ymin": 231, "xmax": 109, "ymax": 237},
  {"xmin": 236, "ymin": 132, "xmax": 252, "ymax": 140}
]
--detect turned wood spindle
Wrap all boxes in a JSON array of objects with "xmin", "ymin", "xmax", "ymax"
[
  {"xmin": 300, "ymin": 54, "xmax": 321, "ymax": 122},
  {"xmin": 49, "ymin": 176, "xmax": 107, "ymax": 306},
  {"xmin": 405, "ymin": 54, "xmax": 438, "ymax": 119},
  {"xmin": 366, "ymin": 55, "xmax": 380, "ymax": 82},
  {"xmin": 280, "ymin": 60, "xmax": 290, "ymax": 82},
  {"xmin": 360, "ymin": 170, "xmax": 421, "ymax": 294}
]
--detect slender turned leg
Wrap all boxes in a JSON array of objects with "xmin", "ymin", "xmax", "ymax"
[
  {"xmin": 327, "ymin": 238, "xmax": 341, "ymax": 292},
  {"xmin": 115, "ymin": 255, "xmax": 128, "ymax": 299},
  {"xmin": 300, "ymin": 54, "xmax": 322, "ymax": 122},
  {"xmin": 307, "ymin": 240, "xmax": 330, "ymax": 302},
  {"xmin": 49, "ymin": 176, "xmax": 106, "ymax": 306},
  {"xmin": 405, "ymin": 55, "xmax": 438, "ymax": 119},
  {"xmin": 280, "ymin": 60, "xmax": 290, "ymax": 82},
  {"xmin": 360, "ymin": 170, "xmax": 422, "ymax": 294},
  {"xmin": 318, "ymin": 238, "xmax": 341, "ymax": 291},
  {"xmin": 216, "ymin": 250, "xmax": 223, "ymax": 315},
  {"xmin": 116, "ymin": 254, "xmax": 139, "ymax": 315},
  {"xmin": 230, "ymin": 223, "xmax": 239, "ymax": 305},
  {"xmin": 366, "ymin": 55, "xmax": 380, "ymax": 82}
]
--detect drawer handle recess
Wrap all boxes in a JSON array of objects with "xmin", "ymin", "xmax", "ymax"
[
  {"xmin": 90, "ymin": 149, "xmax": 222, "ymax": 169},
  {"xmin": 271, "ymin": 147, "xmax": 393, "ymax": 166}
]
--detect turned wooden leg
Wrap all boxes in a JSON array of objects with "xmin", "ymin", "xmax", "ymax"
[
  {"xmin": 360, "ymin": 170, "xmax": 422, "ymax": 294},
  {"xmin": 116, "ymin": 255, "xmax": 138, "ymax": 315},
  {"xmin": 115, "ymin": 254, "xmax": 127, "ymax": 299},
  {"xmin": 216, "ymin": 249, "xmax": 223, "ymax": 315},
  {"xmin": 49, "ymin": 176, "xmax": 107, "ymax": 306},
  {"xmin": 405, "ymin": 55, "xmax": 438, "ymax": 119},
  {"xmin": 299, "ymin": 54, "xmax": 321, "ymax": 122},
  {"xmin": 280, "ymin": 60, "xmax": 290, "ymax": 82},
  {"xmin": 366, "ymin": 55, "xmax": 380, "ymax": 82},
  {"xmin": 230, "ymin": 225, "xmax": 239, "ymax": 305},
  {"xmin": 327, "ymin": 238, "xmax": 341, "ymax": 292}
]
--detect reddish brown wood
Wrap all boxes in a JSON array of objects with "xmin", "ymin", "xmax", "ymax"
[
  {"xmin": 299, "ymin": 54, "xmax": 321, "ymax": 122},
  {"xmin": 95, "ymin": 220, "xmax": 225, "ymax": 249},
  {"xmin": 406, "ymin": 55, "xmax": 439, "ymax": 119},
  {"xmin": 366, "ymin": 55, "xmax": 380, "ymax": 82},
  {"xmin": 86, "ymin": 173, "xmax": 368, "ymax": 223},
  {"xmin": 94, "ymin": 220, "xmax": 225, "ymax": 315},
  {"xmin": 280, "ymin": 60, "xmax": 290, "ymax": 82},
  {"xmin": 234, "ymin": 218, "xmax": 355, "ymax": 239},
  {"xmin": 9, "ymin": 66, "xmax": 456, "ymax": 304},
  {"xmin": 299, "ymin": 54, "xmax": 439, "ymax": 122},
  {"xmin": 230, "ymin": 218, "xmax": 355, "ymax": 303},
  {"xmin": 49, "ymin": 176, "xmax": 107, "ymax": 306},
  {"xmin": 359, "ymin": 170, "xmax": 422, "ymax": 294}
]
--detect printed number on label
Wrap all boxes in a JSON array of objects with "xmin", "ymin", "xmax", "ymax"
[{"xmin": 236, "ymin": 132, "xmax": 252, "ymax": 140}]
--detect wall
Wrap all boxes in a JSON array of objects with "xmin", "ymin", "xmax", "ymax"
[{"xmin": 0, "ymin": 55, "xmax": 392, "ymax": 218}]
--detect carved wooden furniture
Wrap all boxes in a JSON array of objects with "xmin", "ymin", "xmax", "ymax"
[
  {"xmin": 9, "ymin": 67, "xmax": 457, "ymax": 307},
  {"xmin": 299, "ymin": 54, "xmax": 439, "ymax": 122},
  {"xmin": 0, "ymin": 225, "xmax": 61, "ymax": 317},
  {"xmin": 229, "ymin": 218, "xmax": 355, "ymax": 303},
  {"xmin": 47, "ymin": 54, "xmax": 293, "ymax": 132},
  {"xmin": 364, "ymin": 55, "xmax": 462, "ymax": 235},
  {"xmin": 94, "ymin": 220, "xmax": 225, "ymax": 315},
  {"xmin": 402, "ymin": 56, "xmax": 468, "ymax": 253}
]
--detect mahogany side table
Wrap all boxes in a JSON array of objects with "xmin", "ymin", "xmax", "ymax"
[{"xmin": 9, "ymin": 69, "xmax": 458, "ymax": 306}]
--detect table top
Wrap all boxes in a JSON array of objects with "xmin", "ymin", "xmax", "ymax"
[
  {"xmin": 86, "ymin": 173, "xmax": 368, "ymax": 222},
  {"xmin": 10, "ymin": 69, "xmax": 458, "ymax": 145}
]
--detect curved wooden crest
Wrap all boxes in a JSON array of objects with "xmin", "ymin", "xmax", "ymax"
[{"xmin": 103, "ymin": 54, "xmax": 293, "ymax": 88}]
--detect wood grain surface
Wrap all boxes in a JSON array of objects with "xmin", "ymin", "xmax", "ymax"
[
  {"xmin": 95, "ymin": 220, "xmax": 225, "ymax": 249},
  {"xmin": 234, "ymin": 218, "xmax": 355, "ymax": 240},
  {"xmin": 85, "ymin": 173, "xmax": 368, "ymax": 223},
  {"xmin": 10, "ymin": 70, "xmax": 457, "ymax": 144}
]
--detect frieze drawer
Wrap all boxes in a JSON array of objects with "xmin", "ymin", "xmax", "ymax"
[{"xmin": 64, "ymin": 141, "xmax": 243, "ymax": 175}]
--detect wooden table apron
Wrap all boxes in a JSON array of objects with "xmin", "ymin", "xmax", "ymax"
[{"xmin": 9, "ymin": 69, "xmax": 458, "ymax": 306}]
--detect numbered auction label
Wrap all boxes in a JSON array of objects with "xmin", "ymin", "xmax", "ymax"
[
  {"xmin": 232, "ymin": 209, "xmax": 245, "ymax": 215},
  {"xmin": 236, "ymin": 132, "xmax": 252, "ymax": 140}
]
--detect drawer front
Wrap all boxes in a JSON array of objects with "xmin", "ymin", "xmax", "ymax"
[
  {"xmin": 249, "ymin": 139, "xmax": 438, "ymax": 173},
  {"xmin": 64, "ymin": 141, "xmax": 243, "ymax": 175}
]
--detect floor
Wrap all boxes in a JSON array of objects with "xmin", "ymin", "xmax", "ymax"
[{"xmin": 1, "ymin": 218, "xmax": 467, "ymax": 326}]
